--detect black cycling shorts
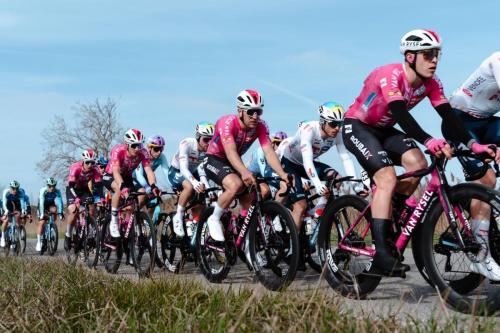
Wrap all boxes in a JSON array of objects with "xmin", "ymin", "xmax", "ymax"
[
  {"xmin": 281, "ymin": 157, "xmax": 336, "ymax": 204},
  {"xmin": 102, "ymin": 173, "xmax": 140, "ymax": 193},
  {"xmin": 342, "ymin": 118, "xmax": 418, "ymax": 177},
  {"xmin": 203, "ymin": 154, "xmax": 237, "ymax": 186}
]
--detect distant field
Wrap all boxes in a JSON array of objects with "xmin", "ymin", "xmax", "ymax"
[{"xmin": 0, "ymin": 258, "xmax": 498, "ymax": 332}]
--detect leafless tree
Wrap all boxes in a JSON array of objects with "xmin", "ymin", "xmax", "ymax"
[{"xmin": 37, "ymin": 98, "xmax": 123, "ymax": 180}]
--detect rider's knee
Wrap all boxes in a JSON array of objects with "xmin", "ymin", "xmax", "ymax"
[
  {"xmin": 479, "ymin": 169, "xmax": 497, "ymax": 188},
  {"xmin": 373, "ymin": 168, "xmax": 397, "ymax": 192},
  {"xmin": 403, "ymin": 150, "xmax": 428, "ymax": 171},
  {"xmin": 226, "ymin": 177, "xmax": 244, "ymax": 195}
]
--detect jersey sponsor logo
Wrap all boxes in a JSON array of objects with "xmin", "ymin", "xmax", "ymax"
[
  {"xmin": 361, "ymin": 92, "xmax": 377, "ymax": 111},
  {"xmin": 343, "ymin": 124, "xmax": 352, "ymax": 134},
  {"xmin": 413, "ymin": 85, "xmax": 426, "ymax": 97},
  {"xmin": 349, "ymin": 135, "xmax": 373, "ymax": 160},
  {"xmin": 462, "ymin": 88, "xmax": 473, "ymax": 97},
  {"xmin": 378, "ymin": 151, "xmax": 392, "ymax": 165},
  {"xmin": 467, "ymin": 76, "xmax": 486, "ymax": 92},
  {"xmin": 379, "ymin": 77, "xmax": 387, "ymax": 88}
]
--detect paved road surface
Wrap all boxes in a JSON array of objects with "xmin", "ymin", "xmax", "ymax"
[{"xmin": 12, "ymin": 239, "xmax": 500, "ymax": 323}]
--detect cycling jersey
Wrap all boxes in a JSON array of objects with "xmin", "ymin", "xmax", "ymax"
[
  {"xmin": 68, "ymin": 161, "xmax": 102, "ymax": 190},
  {"xmin": 106, "ymin": 143, "xmax": 151, "ymax": 178},
  {"xmin": 207, "ymin": 114, "xmax": 271, "ymax": 159},
  {"xmin": 134, "ymin": 153, "xmax": 169, "ymax": 190},
  {"xmin": 450, "ymin": 52, "xmax": 500, "ymax": 118},
  {"xmin": 2, "ymin": 188, "xmax": 27, "ymax": 214},
  {"xmin": 248, "ymin": 138, "xmax": 290, "ymax": 177},
  {"xmin": 282, "ymin": 121, "xmax": 356, "ymax": 189},
  {"xmin": 38, "ymin": 186, "xmax": 63, "ymax": 218},
  {"xmin": 170, "ymin": 137, "xmax": 207, "ymax": 186},
  {"xmin": 346, "ymin": 63, "xmax": 448, "ymax": 128}
]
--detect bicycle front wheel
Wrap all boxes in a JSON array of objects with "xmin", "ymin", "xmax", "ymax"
[
  {"xmin": 249, "ymin": 201, "xmax": 299, "ymax": 291},
  {"xmin": 129, "ymin": 212, "xmax": 156, "ymax": 278},
  {"xmin": 48, "ymin": 223, "xmax": 58, "ymax": 256},
  {"xmin": 420, "ymin": 183, "xmax": 500, "ymax": 315}
]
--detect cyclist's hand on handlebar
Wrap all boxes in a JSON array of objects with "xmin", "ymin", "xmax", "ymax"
[
  {"xmin": 425, "ymin": 138, "xmax": 452, "ymax": 159},
  {"xmin": 59, "ymin": 213, "xmax": 65, "ymax": 221},
  {"xmin": 241, "ymin": 170, "xmax": 257, "ymax": 187},
  {"xmin": 317, "ymin": 184, "xmax": 330, "ymax": 197},
  {"xmin": 471, "ymin": 143, "xmax": 500, "ymax": 163},
  {"xmin": 193, "ymin": 180, "xmax": 205, "ymax": 193},
  {"xmin": 150, "ymin": 183, "xmax": 161, "ymax": 197}
]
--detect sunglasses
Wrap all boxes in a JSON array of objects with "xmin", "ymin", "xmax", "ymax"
[
  {"xmin": 201, "ymin": 137, "xmax": 211, "ymax": 143},
  {"xmin": 48, "ymin": 185, "xmax": 55, "ymax": 189},
  {"xmin": 151, "ymin": 146, "xmax": 163, "ymax": 153},
  {"xmin": 85, "ymin": 161, "xmax": 96, "ymax": 166},
  {"xmin": 418, "ymin": 48, "xmax": 441, "ymax": 61},
  {"xmin": 271, "ymin": 139, "xmax": 282, "ymax": 145},
  {"xmin": 327, "ymin": 120, "xmax": 343, "ymax": 128},
  {"xmin": 98, "ymin": 165, "xmax": 106, "ymax": 169},
  {"xmin": 130, "ymin": 143, "xmax": 142, "ymax": 149},
  {"xmin": 245, "ymin": 108, "xmax": 263, "ymax": 117}
]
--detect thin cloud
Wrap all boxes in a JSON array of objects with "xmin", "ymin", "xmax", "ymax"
[{"xmin": 257, "ymin": 79, "xmax": 318, "ymax": 107}]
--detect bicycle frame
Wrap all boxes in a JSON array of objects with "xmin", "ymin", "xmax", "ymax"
[{"xmin": 337, "ymin": 155, "xmax": 472, "ymax": 258}]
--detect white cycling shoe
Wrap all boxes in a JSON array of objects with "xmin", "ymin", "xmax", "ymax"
[
  {"xmin": 35, "ymin": 241, "xmax": 42, "ymax": 252},
  {"xmin": 172, "ymin": 214, "xmax": 185, "ymax": 237},
  {"xmin": 470, "ymin": 257, "xmax": 500, "ymax": 281},
  {"xmin": 0, "ymin": 236, "xmax": 5, "ymax": 248},
  {"xmin": 109, "ymin": 220, "xmax": 120, "ymax": 238},
  {"xmin": 207, "ymin": 215, "xmax": 225, "ymax": 242},
  {"xmin": 272, "ymin": 216, "xmax": 283, "ymax": 232}
]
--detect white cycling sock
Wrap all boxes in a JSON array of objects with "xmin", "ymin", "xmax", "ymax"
[
  {"xmin": 66, "ymin": 224, "xmax": 74, "ymax": 238},
  {"xmin": 472, "ymin": 219, "xmax": 491, "ymax": 258},
  {"xmin": 211, "ymin": 203, "xmax": 225, "ymax": 221},
  {"xmin": 111, "ymin": 208, "xmax": 118, "ymax": 224},
  {"xmin": 176, "ymin": 205, "xmax": 185, "ymax": 219},
  {"xmin": 37, "ymin": 235, "xmax": 41, "ymax": 242}
]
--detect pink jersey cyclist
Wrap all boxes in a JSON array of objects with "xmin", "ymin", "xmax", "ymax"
[
  {"xmin": 207, "ymin": 114, "xmax": 271, "ymax": 159},
  {"xmin": 346, "ymin": 63, "xmax": 448, "ymax": 127},
  {"xmin": 68, "ymin": 161, "xmax": 102, "ymax": 190},
  {"xmin": 106, "ymin": 143, "xmax": 151, "ymax": 178}
]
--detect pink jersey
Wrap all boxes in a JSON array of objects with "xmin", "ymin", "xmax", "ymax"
[
  {"xmin": 346, "ymin": 63, "xmax": 448, "ymax": 128},
  {"xmin": 106, "ymin": 143, "xmax": 151, "ymax": 177},
  {"xmin": 68, "ymin": 161, "xmax": 102, "ymax": 190},
  {"xmin": 207, "ymin": 114, "xmax": 271, "ymax": 159}
]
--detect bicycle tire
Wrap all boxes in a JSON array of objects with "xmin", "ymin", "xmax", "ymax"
[
  {"xmin": 249, "ymin": 201, "xmax": 299, "ymax": 291},
  {"xmin": 420, "ymin": 183, "xmax": 500, "ymax": 315},
  {"xmin": 48, "ymin": 223, "xmax": 58, "ymax": 256},
  {"xmin": 195, "ymin": 207, "xmax": 232, "ymax": 283},
  {"xmin": 159, "ymin": 212, "xmax": 178, "ymax": 272},
  {"xmin": 318, "ymin": 195, "xmax": 381, "ymax": 298},
  {"xmin": 19, "ymin": 225, "xmax": 26, "ymax": 254},
  {"xmin": 129, "ymin": 212, "xmax": 156, "ymax": 278}
]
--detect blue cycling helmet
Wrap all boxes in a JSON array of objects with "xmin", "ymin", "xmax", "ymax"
[{"xmin": 97, "ymin": 156, "xmax": 108, "ymax": 167}]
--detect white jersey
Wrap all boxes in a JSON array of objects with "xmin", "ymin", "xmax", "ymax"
[
  {"xmin": 282, "ymin": 120, "xmax": 356, "ymax": 189},
  {"xmin": 170, "ymin": 137, "xmax": 206, "ymax": 184},
  {"xmin": 450, "ymin": 52, "xmax": 500, "ymax": 118}
]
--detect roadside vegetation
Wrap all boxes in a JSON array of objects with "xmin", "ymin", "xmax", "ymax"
[{"xmin": 0, "ymin": 258, "xmax": 497, "ymax": 332}]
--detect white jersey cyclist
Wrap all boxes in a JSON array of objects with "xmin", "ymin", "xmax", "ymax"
[
  {"xmin": 282, "ymin": 120, "xmax": 356, "ymax": 190},
  {"xmin": 170, "ymin": 137, "xmax": 210, "ymax": 190},
  {"xmin": 450, "ymin": 52, "xmax": 500, "ymax": 118}
]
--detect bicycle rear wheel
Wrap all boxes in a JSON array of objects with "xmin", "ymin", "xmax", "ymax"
[
  {"xmin": 67, "ymin": 223, "xmax": 85, "ymax": 265},
  {"xmin": 129, "ymin": 212, "xmax": 156, "ymax": 278},
  {"xmin": 249, "ymin": 201, "xmax": 299, "ymax": 291},
  {"xmin": 420, "ymin": 183, "xmax": 500, "ymax": 315},
  {"xmin": 318, "ymin": 195, "xmax": 381, "ymax": 298}
]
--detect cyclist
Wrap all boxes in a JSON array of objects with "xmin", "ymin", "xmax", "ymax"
[
  {"xmin": 282, "ymin": 102, "xmax": 361, "ymax": 231},
  {"xmin": 203, "ymin": 89, "xmax": 291, "ymax": 241},
  {"xmin": 342, "ymin": 29, "xmax": 499, "ymax": 274},
  {"xmin": 97, "ymin": 156, "xmax": 108, "ymax": 176},
  {"xmin": 103, "ymin": 129, "xmax": 160, "ymax": 238},
  {"xmin": 36, "ymin": 177, "xmax": 64, "ymax": 252},
  {"xmin": 1, "ymin": 180, "xmax": 28, "ymax": 248},
  {"xmin": 443, "ymin": 51, "xmax": 500, "ymax": 280},
  {"xmin": 169, "ymin": 122, "xmax": 213, "ymax": 237},
  {"xmin": 65, "ymin": 149, "xmax": 104, "ymax": 250},
  {"xmin": 133, "ymin": 135, "xmax": 169, "ymax": 225}
]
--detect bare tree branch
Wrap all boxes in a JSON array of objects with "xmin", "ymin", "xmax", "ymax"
[{"xmin": 36, "ymin": 98, "xmax": 123, "ymax": 181}]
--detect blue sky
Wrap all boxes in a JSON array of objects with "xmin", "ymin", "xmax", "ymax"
[{"xmin": 1, "ymin": 0, "xmax": 499, "ymax": 197}]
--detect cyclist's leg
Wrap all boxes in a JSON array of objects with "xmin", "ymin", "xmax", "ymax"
[
  {"xmin": 203, "ymin": 155, "xmax": 243, "ymax": 241},
  {"xmin": 280, "ymin": 157, "xmax": 307, "ymax": 230}
]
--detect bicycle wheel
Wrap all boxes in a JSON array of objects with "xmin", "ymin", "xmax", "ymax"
[
  {"xmin": 91, "ymin": 218, "xmax": 122, "ymax": 273},
  {"xmin": 303, "ymin": 228, "xmax": 321, "ymax": 273},
  {"xmin": 249, "ymin": 201, "xmax": 299, "ymax": 291},
  {"xmin": 82, "ymin": 217, "xmax": 97, "ymax": 263},
  {"xmin": 318, "ymin": 195, "xmax": 381, "ymax": 298},
  {"xmin": 19, "ymin": 225, "xmax": 26, "ymax": 254},
  {"xmin": 67, "ymin": 223, "xmax": 84, "ymax": 265},
  {"xmin": 420, "ymin": 183, "xmax": 500, "ymax": 315},
  {"xmin": 195, "ymin": 207, "xmax": 232, "ymax": 283},
  {"xmin": 48, "ymin": 223, "xmax": 58, "ymax": 256},
  {"xmin": 158, "ymin": 212, "xmax": 178, "ymax": 272},
  {"xmin": 129, "ymin": 212, "xmax": 156, "ymax": 278}
]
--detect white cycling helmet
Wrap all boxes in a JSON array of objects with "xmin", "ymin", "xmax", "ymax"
[
  {"xmin": 318, "ymin": 102, "xmax": 345, "ymax": 124},
  {"xmin": 400, "ymin": 29, "xmax": 442, "ymax": 54},
  {"xmin": 124, "ymin": 128, "xmax": 144, "ymax": 145},
  {"xmin": 196, "ymin": 121, "xmax": 215, "ymax": 138},
  {"xmin": 9, "ymin": 180, "xmax": 20, "ymax": 189},
  {"xmin": 46, "ymin": 177, "xmax": 57, "ymax": 186},
  {"xmin": 81, "ymin": 149, "xmax": 97, "ymax": 162},
  {"xmin": 236, "ymin": 89, "xmax": 264, "ymax": 110}
]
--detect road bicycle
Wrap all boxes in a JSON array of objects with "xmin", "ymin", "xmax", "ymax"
[
  {"xmin": 66, "ymin": 197, "xmax": 97, "ymax": 265},
  {"xmin": 40, "ymin": 211, "xmax": 59, "ymax": 256}
]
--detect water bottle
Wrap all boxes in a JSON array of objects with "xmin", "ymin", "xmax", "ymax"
[
  {"xmin": 185, "ymin": 219, "xmax": 193, "ymax": 237},
  {"xmin": 304, "ymin": 215, "xmax": 315, "ymax": 235}
]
